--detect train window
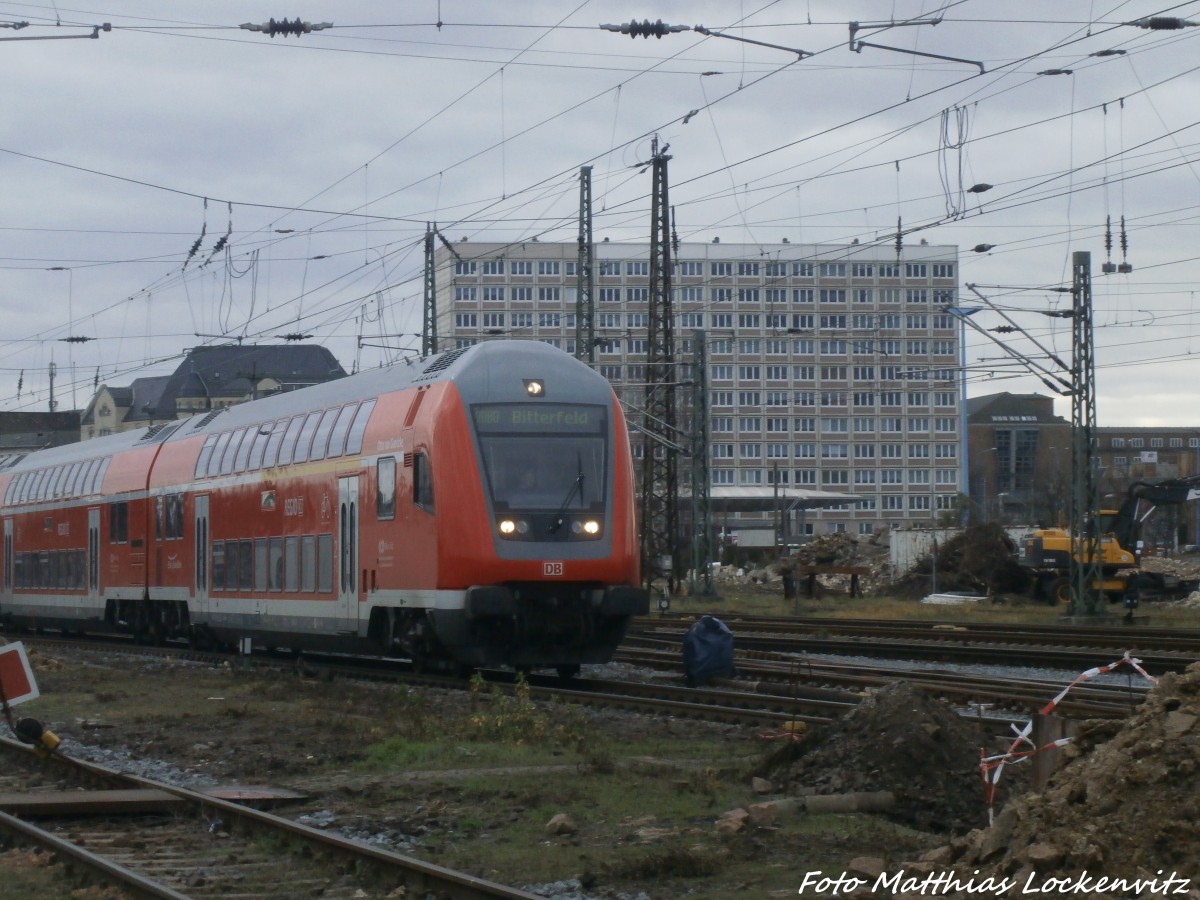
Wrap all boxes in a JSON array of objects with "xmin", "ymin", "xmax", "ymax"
[
  {"xmin": 269, "ymin": 537, "xmax": 284, "ymax": 591},
  {"xmin": 27, "ymin": 470, "xmax": 43, "ymax": 502},
  {"xmin": 239, "ymin": 539, "xmax": 253, "ymax": 590},
  {"xmin": 299, "ymin": 535, "xmax": 314, "ymax": 592},
  {"xmin": 62, "ymin": 466, "xmax": 76, "ymax": 497},
  {"xmin": 276, "ymin": 416, "xmax": 307, "ymax": 466},
  {"xmin": 66, "ymin": 463, "xmax": 86, "ymax": 497},
  {"xmin": 155, "ymin": 496, "xmax": 165, "ymax": 539},
  {"xmin": 167, "ymin": 495, "xmax": 184, "ymax": 540},
  {"xmin": 64, "ymin": 463, "xmax": 81, "ymax": 497},
  {"xmin": 254, "ymin": 539, "xmax": 269, "ymax": 592},
  {"xmin": 247, "ymin": 424, "xmax": 272, "ymax": 470},
  {"xmin": 377, "ymin": 457, "xmax": 396, "ymax": 520},
  {"xmin": 326, "ymin": 404, "xmax": 358, "ymax": 459},
  {"xmin": 293, "ymin": 412, "xmax": 323, "ymax": 464},
  {"xmin": 289, "ymin": 536, "xmax": 303, "ymax": 592},
  {"xmin": 68, "ymin": 463, "xmax": 84, "ymax": 496},
  {"xmin": 221, "ymin": 428, "xmax": 250, "ymax": 475},
  {"xmin": 109, "ymin": 502, "xmax": 128, "ymax": 544},
  {"xmin": 69, "ymin": 464, "xmax": 84, "ymax": 499},
  {"xmin": 413, "ymin": 453, "xmax": 434, "ymax": 512},
  {"xmin": 60, "ymin": 466, "xmax": 76, "ymax": 497},
  {"xmin": 317, "ymin": 533, "xmax": 334, "ymax": 593},
  {"xmin": 195, "ymin": 435, "xmax": 217, "ymax": 479},
  {"xmin": 208, "ymin": 433, "xmax": 232, "ymax": 478},
  {"xmin": 345, "ymin": 399, "xmax": 375, "ymax": 455},
  {"xmin": 233, "ymin": 425, "xmax": 257, "ymax": 472},
  {"xmin": 224, "ymin": 540, "xmax": 239, "ymax": 590},
  {"xmin": 26, "ymin": 471, "xmax": 41, "ymax": 502},
  {"xmin": 92, "ymin": 458, "xmax": 110, "ymax": 495},
  {"xmin": 308, "ymin": 409, "xmax": 340, "ymax": 463},
  {"xmin": 211, "ymin": 541, "xmax": 226, "ymax": 590},
  {"xmin": 262, "ymin": 419, "xmax": 290, "ymax": 469}
]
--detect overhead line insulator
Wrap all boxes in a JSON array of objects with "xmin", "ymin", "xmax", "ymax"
[
  {"xmin": 600, "ymin": 19, "xmax": 688, "ymax": 39},
  {"xmin": 239, "ymin": 18, "xmax": 333, "ymax": 38}
]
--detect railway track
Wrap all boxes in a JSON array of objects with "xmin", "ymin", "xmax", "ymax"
[
  {"xmin": 0, "ymin": 734, "xmax": 539, "ymax": 899},
  {"xmin": 12, "ymin": 626, "xmax": 1157, "ymax": 730},
  {"xmin": 613, "ymin": 647, "xmax": 1150, "ymax": 720},
  {"xmin": 629, "ymin": 614, "xmax": 1200, "ymax": 675}
]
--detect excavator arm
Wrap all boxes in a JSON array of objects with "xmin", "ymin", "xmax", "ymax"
[{"xmin": 1108, "ymin": 474, "xmax": 1200, "ymax": 561}]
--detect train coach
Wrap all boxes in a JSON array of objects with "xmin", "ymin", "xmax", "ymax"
[{"xmin": 0, "ymin": 341, "xmax": 648, "ymax": 676}]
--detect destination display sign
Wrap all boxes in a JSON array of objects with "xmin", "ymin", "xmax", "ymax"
[{"xmin": 473, "ymin": 404, "xmax": 605, "ymax": 434}]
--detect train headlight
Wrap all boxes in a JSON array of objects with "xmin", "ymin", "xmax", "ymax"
[
  {"xmin": 582, "ymin": 519, "xmax": 602, "ymax": 536},
  {"xmin": 498, "ymin": 518, "xmax": 530, "ymax": 537}
]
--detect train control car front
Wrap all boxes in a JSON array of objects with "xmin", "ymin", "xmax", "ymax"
[{"xmin": 420, "ymin": 341, "xmax": 648, "ymax": 675}]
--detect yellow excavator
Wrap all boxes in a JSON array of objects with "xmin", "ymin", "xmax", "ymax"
[{"xmin": 1021, "ymin": 475, "xmax": 1200, "ymax": 604}]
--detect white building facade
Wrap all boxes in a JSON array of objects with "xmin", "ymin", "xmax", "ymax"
[{"xmin": 436, "ymin": 239, "xmax": 965, "ymax": 538}]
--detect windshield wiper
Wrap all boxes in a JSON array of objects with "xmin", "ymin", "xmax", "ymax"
[{"xmin": 549, "ymin": 454, "xmax": 585, "ymax": 533}]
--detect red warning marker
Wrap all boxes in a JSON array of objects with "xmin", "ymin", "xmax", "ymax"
[{"xmin": 0, "ymin": 642, "xmax": 40, "ymax": 707}]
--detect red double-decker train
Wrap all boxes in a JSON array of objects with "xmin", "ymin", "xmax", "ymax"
[{"xmin": 0, "ymin": 341, "xmax": 648, "ymax": 676}]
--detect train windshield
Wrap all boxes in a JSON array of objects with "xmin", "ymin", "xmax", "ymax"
[{"xmin": 472, "ymin": 403, "xmax": 607, "ymax": 511}]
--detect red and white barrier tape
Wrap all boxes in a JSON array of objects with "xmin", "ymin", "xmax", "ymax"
[{"xmin": 979, "ymin": 651, "xmax": 1157, "ymax": 824}]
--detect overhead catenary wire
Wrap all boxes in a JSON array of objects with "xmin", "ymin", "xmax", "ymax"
[{"xmin": 4, "ymin": 3, "xmax": 1200, "ymax": 413}]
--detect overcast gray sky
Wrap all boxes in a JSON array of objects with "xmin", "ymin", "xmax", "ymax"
[{"xmin": 2, "ymin": 1, "xmax": 1199, "ymax": 425}]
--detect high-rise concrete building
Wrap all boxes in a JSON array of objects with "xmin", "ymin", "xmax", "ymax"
[{"xmin": 436, "ymin": 240, "xmax": 964, "ymax": 541}]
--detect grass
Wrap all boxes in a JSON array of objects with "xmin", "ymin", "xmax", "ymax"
[
  {"xmin": 664, "ymin": 585, "xmax": 1200, "ymax": 627},
  {"xmin": 341, "ymin": 668, "xmax": 943, "ymax": 896}
]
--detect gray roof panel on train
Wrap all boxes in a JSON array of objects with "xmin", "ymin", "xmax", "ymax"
[{"xmin": 0, "ymin": 342, "xmax": 612, "ymax": 477}]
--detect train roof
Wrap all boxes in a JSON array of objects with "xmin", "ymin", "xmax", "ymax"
[{"xmin": 0, "ymin": 341, "xmax": 611, "ymax": 476}]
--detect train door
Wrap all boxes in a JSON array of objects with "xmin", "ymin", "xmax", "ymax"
[
  {"xmin": 337, "ymin": 476, "xmax": 359, "ymax": 634},
  {"xmin": 194, "ymin": 495, "xmax": 209, "ymax": 614},
  {"xmin": 2, "ymin": 518, "xmax": 11, "ymax": 607},
  {"xmin": 86, "ymin": 507, "xmax": 100, "ymax": 613}
]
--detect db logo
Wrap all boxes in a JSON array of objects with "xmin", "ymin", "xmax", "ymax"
[{"xmin": 543, "ymin": 561, "xmax": 564, "ymax": 577}]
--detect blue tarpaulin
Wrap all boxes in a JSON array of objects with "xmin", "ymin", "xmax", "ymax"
[{"xmin": 682, "ymin": 615, "xmax": 735, "ymax": 686}]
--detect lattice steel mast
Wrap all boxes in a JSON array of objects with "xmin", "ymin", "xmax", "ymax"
[
  {"xmin": 639, "ymin": 139, "xmax": 678, "ymax": 590},
  {"xmin": 576, "ymin": 166, "xmax": 596, "ymax": 365},
  {"xmin": 1068, "ymin": 250, "xmax": 1103, "ymax": 614},
  {"xmin": 689, "ymin": 329, "xmax": 714, "ymax": 595},
  {"xmin": 422, "ymin": 222, "xmax": 437, "ymax": 357}
]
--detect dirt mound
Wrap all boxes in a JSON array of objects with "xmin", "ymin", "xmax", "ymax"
[
  {"xmin": 760, "ymin": 681, "xmax": 1000, "ymax": 832},
  {"xmin": 888, "ymin": 523, "xmax": 1031, "ymax": 599},
  {"xmin": 945, "ymin": 661, "xmax": 1200, "ymax": 885}
]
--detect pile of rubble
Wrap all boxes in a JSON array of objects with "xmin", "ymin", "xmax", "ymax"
[
  {"xmin": 933, "ymin": 661, "xmax": 1200, "ymax": 891},
  {"xmin": 887, "ymin": 523, "xmax": 1030, "ymax": 600},
  {"xmin": 714, "ymin": 532, "xmax": 894, "ymax": 596},
  {"xmin": 758, "ymin": 681, "xmax": 1007, "ymax": 832}
]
